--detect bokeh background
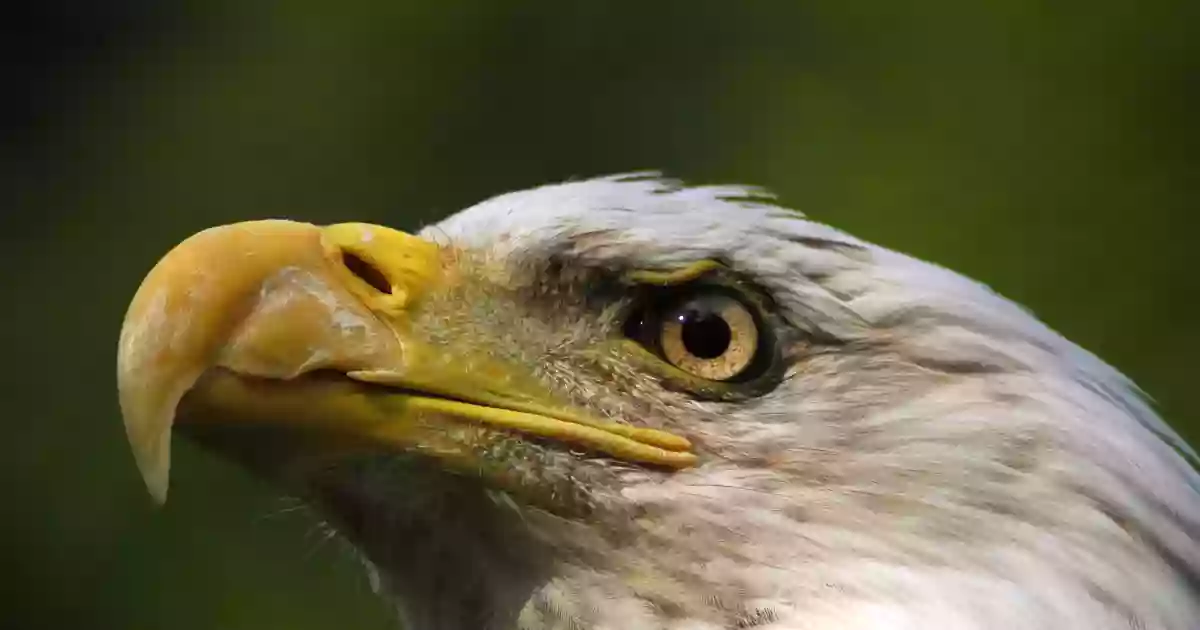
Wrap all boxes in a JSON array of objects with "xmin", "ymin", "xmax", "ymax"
[{"xmin": 3, "ymin": 2, "xmax": 1196, "ymax": 628}]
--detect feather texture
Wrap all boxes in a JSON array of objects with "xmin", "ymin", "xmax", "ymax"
[{"xmin": 319, "ymin": 174, "xmax": 1200, "ymax": 629}]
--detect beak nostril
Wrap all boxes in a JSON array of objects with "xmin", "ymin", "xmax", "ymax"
[{"xmin": 342, "ymin": 251, "xmax": 392, "ymax": 294}]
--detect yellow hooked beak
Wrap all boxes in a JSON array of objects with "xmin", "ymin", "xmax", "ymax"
[{"xmin": 116, "ymin": 220, "xmax": 695, "ymax": 504}]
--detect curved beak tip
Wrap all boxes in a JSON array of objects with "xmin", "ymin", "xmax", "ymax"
[
  {"xmin": 115, "ymin": 221, "xmax": 318, "ymax": 506},
  {"xmin": 139, "ymin": 434, "xmax": 171, "ymax": 505},
  {"xmin": 120, "ymin": 389, "xmax": 176, "ymax": 505}
]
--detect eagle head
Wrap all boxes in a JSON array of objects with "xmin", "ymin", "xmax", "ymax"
[{"xmin": 116, "ymin": 174, "xmax": 1200, "ymax": 629}]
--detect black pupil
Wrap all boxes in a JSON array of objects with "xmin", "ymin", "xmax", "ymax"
[{"xmin": 678, "ymin": 308, "xmax": 731, "ymax": 359}]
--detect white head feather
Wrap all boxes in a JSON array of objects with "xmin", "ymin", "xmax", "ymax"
[{"xmin": 340, "ymin": 172, "xmax": 1200, "ymax": 629}]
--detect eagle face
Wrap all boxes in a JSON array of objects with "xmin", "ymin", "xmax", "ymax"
[{"xmin": 117, "ymin": 174, "xmax": 1200, "ymax": 629}]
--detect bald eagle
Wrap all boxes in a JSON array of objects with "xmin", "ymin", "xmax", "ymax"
[{"xmin": 117, "ymin": 174, "xmax": 1200, "ymax": 629}]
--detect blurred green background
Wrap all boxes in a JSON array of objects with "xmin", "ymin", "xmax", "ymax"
[{"xmin": 3, "ymin": 2, "xmax": 1196, "ymax": 628}]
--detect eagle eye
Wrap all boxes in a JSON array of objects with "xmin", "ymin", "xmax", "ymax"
[
  {"xmin": 660, "ymin": 294, "xmax": 758, "ymax": 380},
  {"xmin": 623, "ymin": 285, "xmax": 773, "ymax": 385}
]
